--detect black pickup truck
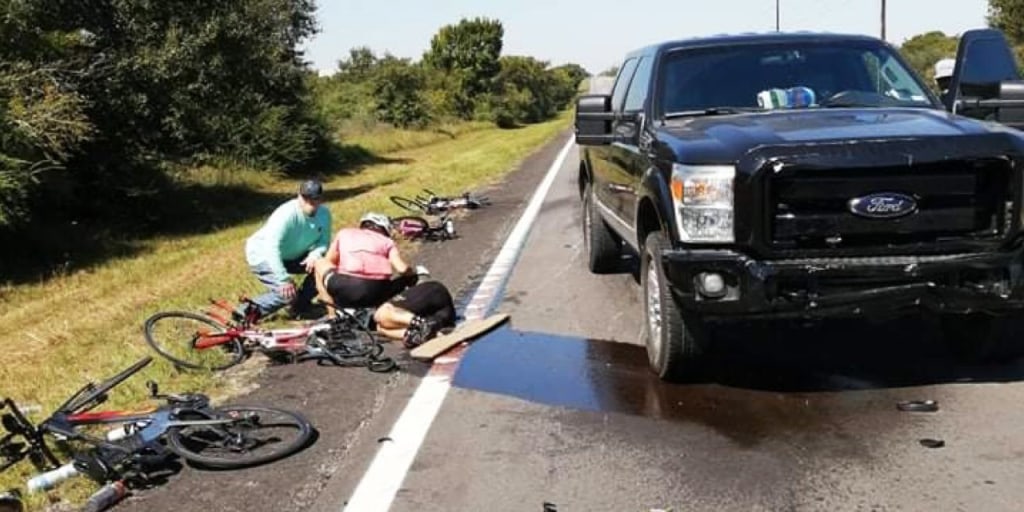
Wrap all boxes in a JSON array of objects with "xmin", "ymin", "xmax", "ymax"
[{"xmin": 575, "ymin": 29, "xmax": 1024, "ymax": 380}]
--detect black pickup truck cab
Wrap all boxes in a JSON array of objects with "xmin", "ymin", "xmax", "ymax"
[{"xmin": 575, "ymin": 29, "xmax": 1024, "ymax": 380}]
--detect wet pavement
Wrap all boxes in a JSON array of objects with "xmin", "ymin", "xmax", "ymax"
[{"xmin": 453, "ymin": 322, "xmax": 1024, "ymax": 449}]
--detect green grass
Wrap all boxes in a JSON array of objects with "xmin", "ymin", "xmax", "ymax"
[{"xmin": 0, "ymin": 111, "xmax": 570, "ymax": 510}]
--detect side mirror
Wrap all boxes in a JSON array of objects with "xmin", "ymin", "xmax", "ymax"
[
  {"xmin": 947, "ymin": 29, "xmax": 1022, "ymax": 128},
  {"xmin": 574, "ymin": 94, "xmax": 616, "ymax": 145},
  {"xmin": 955, "ymin": 81, "xmax": 1024, "ymax": 130}
]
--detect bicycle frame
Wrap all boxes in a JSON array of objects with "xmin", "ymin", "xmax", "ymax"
[
  {"xmin": 392, "ymin": 215, "xmax": 456, "ymax": 241},
  {"xmin": 391, "ymin": 189, "xmax": 490, "ymax": 216},
  {"xmin": 192, "ymin": 299, "xmax": 385, "ymax": 366},
  {"xmin": 1, "ymin": 359, "xmax": 252, "ymax": 476},
  {"xmin": 200, "ymin": 300, "xmax": 377, "ymax": 359}
]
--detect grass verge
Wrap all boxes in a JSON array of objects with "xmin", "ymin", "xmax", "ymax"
[{"xmin": 0, "ymin": 111, "xmax": 570, "ymax": 509}]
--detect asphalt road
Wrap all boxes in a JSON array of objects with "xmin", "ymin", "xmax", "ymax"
[
  {"xmin": 114, "ymin": 127, "xmax": 1024, "ymax": 512},
  {"xmin": 339, "ymin": 142, "xmax": 1024, "ymax": 512}
]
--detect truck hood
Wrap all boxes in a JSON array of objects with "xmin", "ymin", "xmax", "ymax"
[{"xmin": 659, "ymin": 108, "xmax": 1004, "ymax": 163}]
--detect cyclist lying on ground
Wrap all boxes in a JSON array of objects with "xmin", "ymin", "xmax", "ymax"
[{"xmin": 374, "ymin": 280, "xmax": 457, "ymax": 348}]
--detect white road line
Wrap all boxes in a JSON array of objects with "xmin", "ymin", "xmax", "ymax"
[{"xmin": 342, "ymin": 136, "xmax": 575, "ymax": 511}]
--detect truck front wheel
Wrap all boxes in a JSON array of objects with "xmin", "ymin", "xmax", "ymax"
[{"xmin": 641, "ymin": 231, "xmax": 707, "ymax": 381}]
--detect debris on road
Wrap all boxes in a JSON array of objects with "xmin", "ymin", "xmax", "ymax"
[
  {"xmin": 897, "ymin": 400, "xmax": 939, "ymax": 412},
  {"xmin": 919, "ymin": 438, "xmax": 946, "ymax": 448}
]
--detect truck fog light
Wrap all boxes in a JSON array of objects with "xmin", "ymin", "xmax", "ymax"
[{"xmin": 697, "ymin": 272, "xmax": 727, "ymax": 298}]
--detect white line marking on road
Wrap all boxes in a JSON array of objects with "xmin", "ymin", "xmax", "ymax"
[{"xmin": 342, "ymin": 136, "xmax": 575, "ymax": 511}]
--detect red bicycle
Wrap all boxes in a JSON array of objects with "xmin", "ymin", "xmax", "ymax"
[{"xmin": 142, "ymin": 298, "xmax": 396, "ymax": 372}]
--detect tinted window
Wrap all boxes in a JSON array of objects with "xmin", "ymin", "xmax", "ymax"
[
  {"xmin": 960, "ymin": 38, "xmax": 1020, "ymax": 85},
  {"xmin": 610, "ymin": 58, "xmax": 639, "ymax": 111},
  {"xmin": 624, "ymin": 57, "xmax": 653, "ymax": 111},
  {"xmin": 658, "ymin": 41, "xmax": 933, "ymax": 113}
]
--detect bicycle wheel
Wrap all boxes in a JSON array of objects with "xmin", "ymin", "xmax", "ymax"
[
  {"xmin": 390, "ymin": 195, "xmax": 427, "ymax": 214},
  {"xmin": 143, "ymin": 312, "xmax": 245, "ymax": 371},
  {"xmin": 323, "ymin": 327, "xmax": 383, "ymax": 359},
  {"xmin": 166, "ymin": 406, "xmax": 312, "ymax": 469}
]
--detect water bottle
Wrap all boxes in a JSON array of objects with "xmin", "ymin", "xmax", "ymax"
[
  {"xmin": 82, "ymin": 481, "xmax": 127, "ymax": 512},
  {"xmin": 105, "ymin": 422, "xmax": 144, "ymax": 442},
  {"xmin": 16, "ymin": 404, "xmax": 41, "ymax": 415},
  {"xmin": 0, "ymin": 489, "xmax": 23, "ymax": 512},
  {"xmin": 26, "ymin": 462, "xmax": 78, "ymax": 493}
]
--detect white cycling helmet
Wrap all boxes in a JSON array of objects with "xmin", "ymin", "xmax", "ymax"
[
  {"xmin": 934, "ymin": 58, "xmax": 955, "ymax": 80},
  {"xmin": 360, "ymin": 212, "xmax": 392, "ymax": 236}
]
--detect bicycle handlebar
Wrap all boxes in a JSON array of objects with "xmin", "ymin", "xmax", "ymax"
[{"xmin": 58, "ymin": 357, "xmax": 154, "ymax": 414}]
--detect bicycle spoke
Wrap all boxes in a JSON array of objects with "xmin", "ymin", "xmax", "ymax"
[
  {"xmin": 168, "ymin": 407, "xmax": 310, "ymax": 468},
  {"xmin": 144, "ymin": 312, "xmax": 245, "ymax": 370}
]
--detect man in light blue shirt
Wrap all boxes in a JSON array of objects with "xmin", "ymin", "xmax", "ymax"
[{"xmin": 242, "ymin": 179, "xmax": 332, "ymax": 319}]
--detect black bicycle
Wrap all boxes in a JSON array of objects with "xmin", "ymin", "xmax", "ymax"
[
  {"xmin": 389, "ymin": 189, "xmax": 491, "ymax": 216},
  {"xmin": 0, "ymin": 357, "xmax": 313, "ymax": 487}
]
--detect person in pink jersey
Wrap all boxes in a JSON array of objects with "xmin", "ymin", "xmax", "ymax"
[
  {"xmin": 314, "ymin": 212, "xmax": 417, "ymax": 308},
  {"xmin": 313, "ymin": 212, "xmax": 454, "ymax": 346}
]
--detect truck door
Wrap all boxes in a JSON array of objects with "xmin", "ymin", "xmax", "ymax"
[
  {"xmin": 591, "ymin": 58, "xmax": 639, "ymax": 223},
  {"xmin": 611, "ymin": 56, "xmax": 655, "ymax": 229}
]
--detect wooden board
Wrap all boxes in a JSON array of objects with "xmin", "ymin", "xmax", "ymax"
[{"xmin": 409, "ymin": 313, "xmax": 510, "ymax": 361}]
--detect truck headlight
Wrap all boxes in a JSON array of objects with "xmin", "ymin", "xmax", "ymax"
[{"xmin": 670, "ymin": 164, "xmax": 735, "ymax": 243}]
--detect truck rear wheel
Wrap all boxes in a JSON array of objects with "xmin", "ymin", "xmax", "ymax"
[
  {"xmin": 941, "ymin": 313, "xmax": 1024, "ymax": 363},
  {"xmin": 582, "ymin": 183, "xmax": 620, "ymax": 273},
  {"xmin": 641, "ymin": 231, "xmax": 707, "ymax": 381}
]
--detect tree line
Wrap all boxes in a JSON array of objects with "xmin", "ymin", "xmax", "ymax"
[
  {"xmin": 0, "ymin": 5, "xmax": 587, "ymax": 232},
  {"xmin": 311, "ymin": 17, "xmax": 588, "ymax": 131}
]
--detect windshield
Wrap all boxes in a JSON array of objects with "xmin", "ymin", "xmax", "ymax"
[{"xmin": 658, "ymin": 40, "xmax": 936, "ymax": 116}]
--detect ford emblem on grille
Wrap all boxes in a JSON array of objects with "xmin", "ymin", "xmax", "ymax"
[{"xmin": 848, "ymin": 192, "xmax": 918, "ymax": 219}]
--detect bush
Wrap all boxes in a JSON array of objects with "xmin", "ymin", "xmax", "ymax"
[
  {"xmin": 0, "ymin": 0, "xmax": 326, "ymax": 228},
  {"xmin": 372, "ymin": 58, "xmax": 431, "ymax": 128}
]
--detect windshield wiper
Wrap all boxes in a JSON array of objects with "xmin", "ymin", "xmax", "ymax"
[{"xmin": 662, "ymin": 107, "xmax": 763, "ymax": 120}]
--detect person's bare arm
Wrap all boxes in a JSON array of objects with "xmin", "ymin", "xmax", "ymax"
[
  {"xmin": 323, "ymin": 235, "xmax": 340, "ymax": 266},
  {"xmin": 389, "ymin": 248, "xmax": 412, "ymax": 276}
]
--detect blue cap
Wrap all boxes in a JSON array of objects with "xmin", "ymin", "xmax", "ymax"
[{"xmin": 299, "ymin": 180, "xmax": 323, "ymax": 200}]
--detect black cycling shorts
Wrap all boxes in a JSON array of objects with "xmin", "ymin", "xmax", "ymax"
[
  {"xmin": 390, "ymin": 281, "xmax": 456, "ymax": 328},
  {"xmin": 324, "ymin": 270, "xmax": 415, "ymax": 309}
]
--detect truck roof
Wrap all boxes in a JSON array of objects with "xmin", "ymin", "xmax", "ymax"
[{"xmin": 625, "ymin": 31, "xmax": 886, "ymax": 60}]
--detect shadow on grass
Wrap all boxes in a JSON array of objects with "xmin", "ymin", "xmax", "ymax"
[
  {"xmin": 320, "ymin": 143, "xmax": 412, "ymax": 174},
  {"xmin": 0, "ymin": 158, "xmax": 400, "ymax": 288}
]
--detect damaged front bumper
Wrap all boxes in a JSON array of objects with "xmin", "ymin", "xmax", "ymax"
[{"xmin": 662, "ymin": 249, "xmax": 1024, "ymax": 319}]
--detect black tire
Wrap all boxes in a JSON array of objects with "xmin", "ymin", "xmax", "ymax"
[
  {"xmin": 144, "ymin": 312, "xmax": 245, "ymax": 371},
  {"xmin": 166, "ymin": 406, "xmax": 312, "ymax": 469},
  {"xmin": 941, "ymin": 313, "xmax": 1024, "ymax": 363},
  {"xmin": 641, "ymin": 231, "xmax": 707, "ymax": 381},
  {"xmin": 390, "ymin": 196, "xmax": 427, "ymax": 214},
  {"xmin": 582, "ymin": 183, "xmax": 620, "ymax": 273}
]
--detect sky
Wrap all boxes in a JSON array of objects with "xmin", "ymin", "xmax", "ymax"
[{"xmin": 302, "ymin": 0, "xmax": 990, "ymax": 76}]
